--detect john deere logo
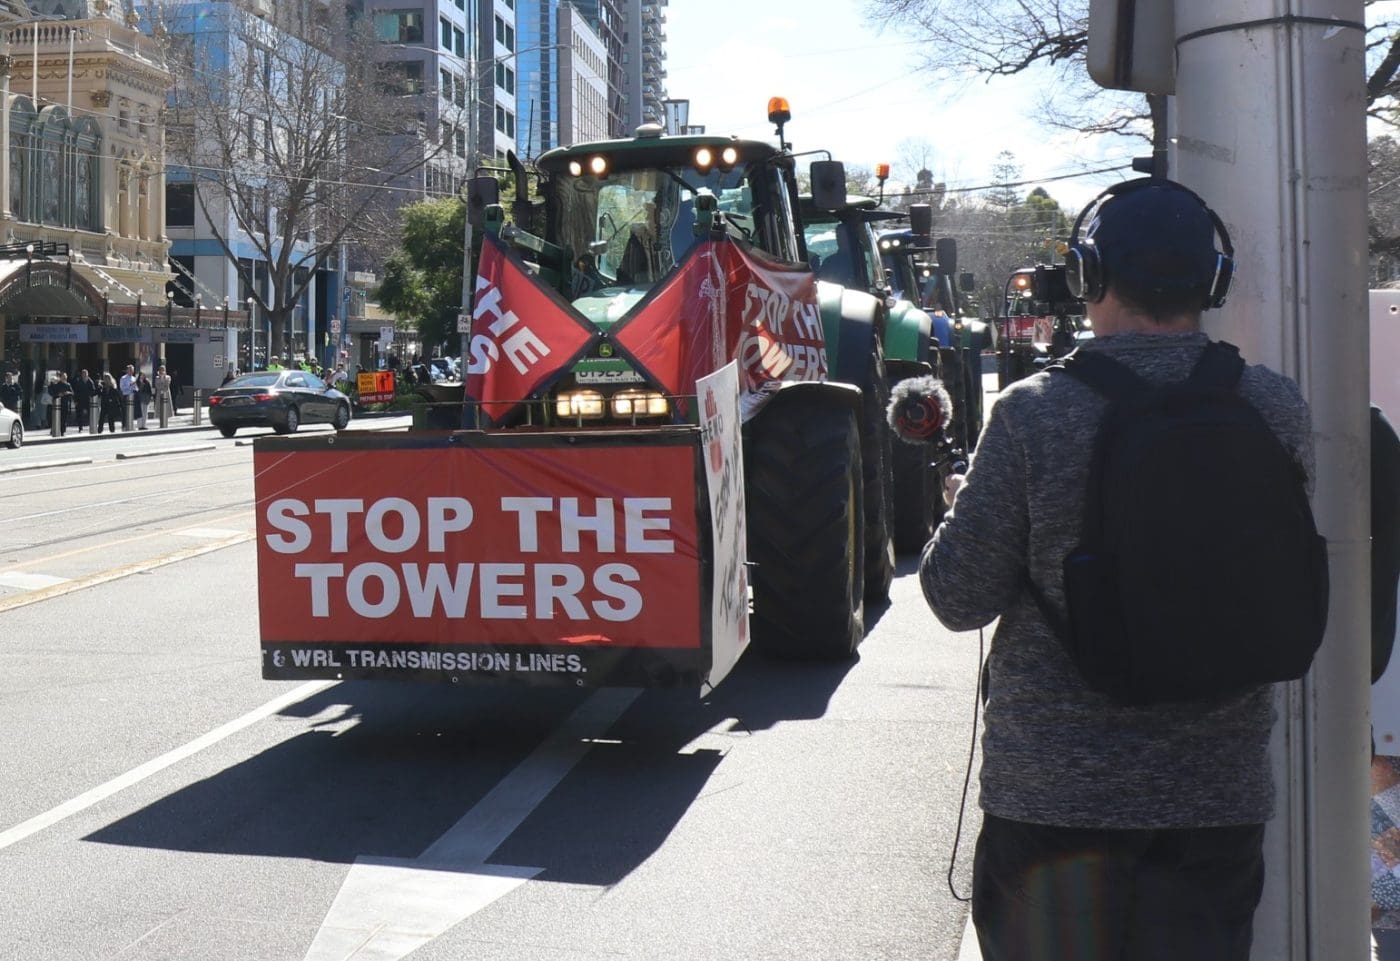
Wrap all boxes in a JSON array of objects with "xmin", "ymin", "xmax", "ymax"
[{"xmin": 599, "ymin": 342, "xmax": 615, "ymax": 358}]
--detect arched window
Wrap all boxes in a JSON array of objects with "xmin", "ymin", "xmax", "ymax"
[
  {"xmin": 8, "ymin": 96, "xmax": 36, "ymax": 222},
  {"xmin": 73, "ymin": 118, "xmax": 101, "ymax": 231},
  {"xmin": 36, "ymin": 107, "xmax": 71, "ymax": 226}
]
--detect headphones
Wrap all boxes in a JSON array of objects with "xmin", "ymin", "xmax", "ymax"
[{"xmin": 1064, "ymin": 178, "xmax": 1235, "ymax": 310}]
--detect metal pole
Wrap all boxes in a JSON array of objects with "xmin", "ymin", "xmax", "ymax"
[
  {"xmin": 1173, "ymin": 3, "xmax": 1370, "ymax": 958},
  {"xmin": 193, "ymin": 388, "xmax": 202, "ymax": 426}
]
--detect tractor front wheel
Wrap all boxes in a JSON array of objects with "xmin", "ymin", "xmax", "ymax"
[
  {"xmin": 746, "ymin": 402, "xmax": 865, "ymax": 660},
  {"xmin": 860, "ymin": 342, "xmax": 895, "ymax": 602}
]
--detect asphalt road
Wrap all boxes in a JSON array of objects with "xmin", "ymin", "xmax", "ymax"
[{"xmin": 0, "ymin": 418, "xmax": 986, "ymax": 961}]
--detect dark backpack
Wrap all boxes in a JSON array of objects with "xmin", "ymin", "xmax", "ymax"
[{"xmin": 1033, "ymin": 341, "xmax": 1329, "ymax": 704}]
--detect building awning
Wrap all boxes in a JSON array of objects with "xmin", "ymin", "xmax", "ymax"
[{"xmin": 0, "ymin": 259, "xmax": 249, "ymax": 330}]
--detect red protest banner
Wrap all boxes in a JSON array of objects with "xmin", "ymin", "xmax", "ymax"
[
  {"xmin": 254, "ymin": 440, "xmax": 702, "ymax": 651},
  {"xmin": 612, "ymin": 238, "xmax": 827, "ymax": 412},
  {"xmin": 465, "ymin": 235, "xmax": 600, "ymax": 426}
]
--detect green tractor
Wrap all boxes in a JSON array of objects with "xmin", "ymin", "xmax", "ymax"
[
  {"xmin": 876, "ymin": 207, "xmax": 992, "ymax": 456},
  {"xmin": 799, "ymin": 194, "xmax": 987, "ymax": 553},
  {"xmin": 465, "ymin": 107, "xmax": 897, "ymax": 656}
]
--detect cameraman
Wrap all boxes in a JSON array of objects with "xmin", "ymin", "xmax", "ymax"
[{"xmin": 921, "ymin": 179, "xmax": 1313, "ymax": 960}]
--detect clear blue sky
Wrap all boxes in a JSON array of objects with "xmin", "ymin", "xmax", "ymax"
[{"xmin": 664, "ymin": 0, "xmax": 1141, "ymax": 214}]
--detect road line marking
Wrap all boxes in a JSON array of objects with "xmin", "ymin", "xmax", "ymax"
[
  {"xmin": 0, "ymin": 680, "xmax": 332, "ymax": 853},
  {"xmin": 0, "ymin": 532, "xmax": 254, "ymax": 615},
  {"xmin": 0, "ymin": 457, "xmax": 94, "ymax": 474},
  {"xmin": 115, "ymin": 444, "xmax": 218, "ymax": 459},
  {"xmin": 304, "ymin": 687, "xmax": 642, "ymax": 961}
]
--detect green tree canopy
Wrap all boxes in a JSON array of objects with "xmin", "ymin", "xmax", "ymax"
[{"xmin": 376, "ymin": 197, "xmax": 467, "ymax": 353}]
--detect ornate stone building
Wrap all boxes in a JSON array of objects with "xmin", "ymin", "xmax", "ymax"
[{"xmin": 0, "ymin": 0, "xmax": 247, "ymax": 421}]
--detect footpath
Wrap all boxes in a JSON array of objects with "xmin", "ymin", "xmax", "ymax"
[
  {"xmin": 21, "ymin": 405, "xmax": 406, "ymax": 451},
  {"xmin": 25, "ymin": 408, "xmax": 211, "ymax": 447}
]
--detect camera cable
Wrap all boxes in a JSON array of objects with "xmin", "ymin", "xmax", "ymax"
[{"xmin": 946, "ymin": 624, "xmax": 986, "ymax": 903}]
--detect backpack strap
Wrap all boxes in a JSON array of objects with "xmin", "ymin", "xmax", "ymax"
[
  {"xmin": 1051, "ymin": 349, "xmax": 1149, "ymax": 403},
  {"xmin": 1186, "ymin": 340, "xmax": 1246, "ymax": 391},
  {"xmin": 1024, "ymin": 571, "xmax": 1069, "ymax": 645}
]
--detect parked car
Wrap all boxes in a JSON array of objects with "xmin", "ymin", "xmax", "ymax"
[
  {"xmin": 1, "ymin": 404, "xmax": 20, "ymax": 449},
  {"xmin": 207, "ymin": 370, "xmax": 351, "ymax": 438}
]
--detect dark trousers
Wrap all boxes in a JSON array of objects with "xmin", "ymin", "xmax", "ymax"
[{"xmin": 973, "ymin": 813, "xmax": 1266, "ymax": 961}]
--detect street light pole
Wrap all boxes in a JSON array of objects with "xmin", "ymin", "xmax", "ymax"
[{"xmin": 246, "ymin": 297, "xmax": 256, "ymax": 369}]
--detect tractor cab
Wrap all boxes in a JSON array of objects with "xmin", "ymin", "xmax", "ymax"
[{"xmin": 530, "ymin": 131, "xmax": 805, "ymax": 323}]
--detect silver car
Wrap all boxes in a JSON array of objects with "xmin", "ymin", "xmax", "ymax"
[{"xmin": 0, "ymin": 404, "xmax": 21, "ymax": 449}]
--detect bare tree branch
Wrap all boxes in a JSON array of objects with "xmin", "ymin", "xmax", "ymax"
[{"xmin": 155, "ymin": 0, "xmax": 460, "ymax": 361}]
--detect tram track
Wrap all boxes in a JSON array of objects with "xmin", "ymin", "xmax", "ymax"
[
  {"xmin": 0, "ymin": 445, "xmax": 248, "ymax": 502},
  {"xmin": 0, "ymin": 499, "xmax": 255, "ymax": 557}
]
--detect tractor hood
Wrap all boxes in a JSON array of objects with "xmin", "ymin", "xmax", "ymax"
[{"xmin": 570, "ymin": 285, "xmax": 650, "ymax": 331}]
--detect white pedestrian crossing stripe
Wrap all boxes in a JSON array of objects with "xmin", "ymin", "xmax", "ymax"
[
  {"xmin": 0, "ymin": 572, "xmax": 69, "ymax": 590},
  {"xmin": 175, "ymin": 527, "xmax": 245, "ymax": 539}
]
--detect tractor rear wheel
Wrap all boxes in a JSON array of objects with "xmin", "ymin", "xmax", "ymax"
[
  {"xmin": 891, "ymin": 436, "xmax": 942, "ymax": 555},
  {"xmin": 746, "ymin": 402, "xmax": 865, "ymax": 660},
  {"xmin": 860, "ymin": 342, "xmax": 895, "ymax": 602}
]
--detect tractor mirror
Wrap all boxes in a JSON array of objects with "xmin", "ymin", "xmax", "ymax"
[
  {"xmin": 935, "ymin": 237, "xmax": 958, "ymax": 276},
  {"xmin": 466, "ymin": 176, "xmax": 500, "ymax": 227},
  {"xmin": 810, "ymin": 160, "xmax": 847, "ymax": 211},
  {"xmin": 960, "ymin": 271, "xmax": 976, "ymax": 292},
  {"xmin": 909, "ymin": 204, "xmax": 932, "ymax": 240}
]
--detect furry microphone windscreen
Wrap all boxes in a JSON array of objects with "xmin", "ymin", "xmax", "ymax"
[{"xmin": 887, "ymin": 375, "xmax": 953, "ymax": 445}]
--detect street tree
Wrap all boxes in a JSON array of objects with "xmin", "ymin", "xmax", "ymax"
[
  {"xmin": 376, "ymin": 197, "xmax": 464, "ymax": 353},
  {"xmin": 156, "ymin": 1, "xmax": 461, "ymax": 362},
  {"xmin": 377, "ymin": 175, "xmax": 532, "ymax": 353},
  {"xmin": 932, "ymin": 184, "xmax": 1072, "ymax": 317},
  {"xmin": 986, "ymin": 150, "xmax": 1023, "ymax": 210}
]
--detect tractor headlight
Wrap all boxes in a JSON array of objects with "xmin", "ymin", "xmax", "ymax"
[
  {"xmin": 555, "ymin": 389, "xmax": 606, "ymax": 419},
  {"xmin": 694, "ymin": 147, "xmax": 714, "ymax": 170},
  {"xmin": 611, "ymin": 390, "xmax": 669, "ymax": 418}
]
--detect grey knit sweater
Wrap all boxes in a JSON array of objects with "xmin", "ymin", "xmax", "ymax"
[{"xmin": 920, "ymin": 330, "xmax": 1315, "ymax": 829}]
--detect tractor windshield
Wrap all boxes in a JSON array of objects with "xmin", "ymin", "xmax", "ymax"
[{"xmin": 552, "ymin": 164, "xmax": 757, "ymax": 299}]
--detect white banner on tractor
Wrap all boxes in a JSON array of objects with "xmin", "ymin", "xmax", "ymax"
[{"xmin": 699, "ymin": 361, "xmax": 749, "ymax": 688}]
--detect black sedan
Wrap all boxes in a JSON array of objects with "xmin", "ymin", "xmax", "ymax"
[{"xmin": 208, "ymin": 370, "xmax": 352, "ymax": 438}]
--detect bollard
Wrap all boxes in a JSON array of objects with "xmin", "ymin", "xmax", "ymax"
[
  {"xmin": 49, "ymin": 407, "xmax": 60, "ymax": 437},
  {"xmin": 88, "ymin": 401, "xmax": 98, "ymax": 433},
  {"xmin": 158, "ymin": 393, "xmax": 170, "ymax": 429},
  {"xmin": 193, "ymin": 389, "xmax": 203, "ymax": 426},
  {"xmin": 123, "ymin": 395, "xmax": 133, "ymax": 431}
]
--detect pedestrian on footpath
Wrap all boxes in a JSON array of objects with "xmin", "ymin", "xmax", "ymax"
[
  {"xmin": 118, "ymin": 364, "xmax": 138, "ymax": 429},
  {"xmin": 72, "ymin": 368, "xmax": 96, "ymax": 432},
  {"xmin": 920, "ymin": 179, "xmax": 1320, "ymax": 961},
  {"xmin": 134, "ymin": 370, "xmax": 152, "ymax": 429},
  {"xmin": 48, "ymin": 372, "xmax": 73, "ymax": 435},
  {"xmin": 96, "ymin": 372, "xmax": 120, "ymax": 434},
  {"xmin": 0, "ymin": 371, "xmax": 19, "ymax": 413},
  {"xmin": 36, "ymin": 375, "xmax": 54, "ymax": 429},
  {"xmin": 154, "ymin": 365, "xmax": 173, "ymax": 424}
]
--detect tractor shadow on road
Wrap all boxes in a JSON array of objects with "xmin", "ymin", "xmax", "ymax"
[{"xmin": 84, "ymin": 644, "xmax": 856, "ymax": 887}]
